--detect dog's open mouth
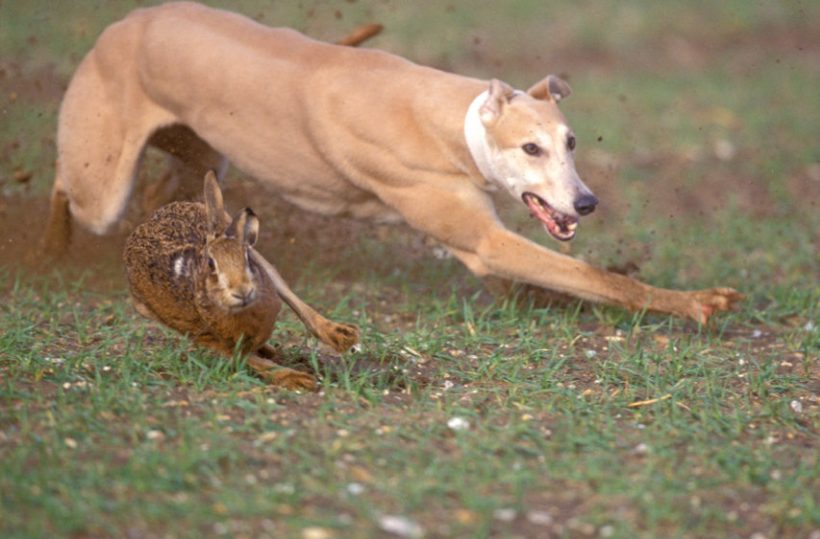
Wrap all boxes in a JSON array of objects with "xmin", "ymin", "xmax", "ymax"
[{"xmin": 522, "ymin": 192, "xmax": 578, "ymax": 241}]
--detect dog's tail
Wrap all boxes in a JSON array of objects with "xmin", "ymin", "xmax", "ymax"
[{"xmin": 336, "ymin": 23, "xmax": 383, "ymax": 47}]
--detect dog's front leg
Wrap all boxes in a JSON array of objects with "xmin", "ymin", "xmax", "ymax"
[
  {"xmin": 453, "ymin": 226, "xmax": 741, "ymax": 324},
  {"xmin": 379, "ymin": 183, "xmax": 740, "ymax": 323}
]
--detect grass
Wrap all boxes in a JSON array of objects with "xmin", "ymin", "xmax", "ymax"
[{"xmin": 1, "ymin": 1, "xmax": 818, "ymax": 538}]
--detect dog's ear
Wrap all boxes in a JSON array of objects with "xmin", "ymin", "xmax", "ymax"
[
  {"xmin": 479, "ymin": 79, "xmax": 516, "ymax": 126},
  {"xmin": 527, "ymin": 75, "xmax": 572, "ymax": 102}
]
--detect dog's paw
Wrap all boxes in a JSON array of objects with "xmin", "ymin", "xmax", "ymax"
[
  {"xmin": 688, "ymin": 287, "xmax": 744, "ymax": 324},
  {"xmin": 264, "ymin": 367, "xmax": 318, "ymax": 391}
]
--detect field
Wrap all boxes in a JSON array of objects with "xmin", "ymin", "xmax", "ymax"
[{"xmin": 1, "ymin": 1, "xmax": 818, "ymax": 538}]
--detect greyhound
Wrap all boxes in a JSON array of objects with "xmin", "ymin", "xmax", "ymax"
[{"xmin": 42, "ymin": 2, "xmax": 741, "ymax": 324}]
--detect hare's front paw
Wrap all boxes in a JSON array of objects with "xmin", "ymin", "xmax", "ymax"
[
  {"xmin": 264, "ymin": 367, "xmax": 318, "ymax": 391},
  {"xmin": 323, "ymin": 322, "xmax": 360, "ymax": 353}
]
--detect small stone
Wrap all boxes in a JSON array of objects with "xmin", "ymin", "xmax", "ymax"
[
  {"xmin": 454, "ymin": 509, "xmax": 477, "ymax": 525},
  {"xmin": 633, "ymin": 443, "xmax": 650, "ymax": 455},
  {"xmin": 447, "ymin": 417, "xmax": 470, "ymax": 431},
  {"xmin": 346, "ymin": 482, "xmax": 365, "ymax": 496},
  {"xmin": 302, "ymin": 527, "xmax": 333, "ymax": 539},
  {"xmin": 714, "ymin": 138, "xmax": 736, "ymax": 161},
  {"xmin": 493, "ymin": 508, "xmax": 516, "ymax": 522},
  {"xmin": 790, "ymin": 400, "xmax": 802, "ymax": 414},
  {"xmin": 526, "ymin": 511, "xmax": 553, "ymax": 526},
  {"xmin": 378, "ymin": 515, "xmax": 424, "ymax": 538}
]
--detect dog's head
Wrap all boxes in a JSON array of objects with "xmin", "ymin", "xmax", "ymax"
[{"xmin": 465, "ymin": 76, "xmax": 597, "ymax": 241}]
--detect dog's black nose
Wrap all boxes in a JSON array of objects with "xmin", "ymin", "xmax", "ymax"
[{"xmin": 574, "ymin": 194, "xmax": 598, "ymax": 216}]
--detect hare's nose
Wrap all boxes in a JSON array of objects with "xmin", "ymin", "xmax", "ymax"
[{"xmin": 232, "ymin": 287, "xmax": 256, "ymax": 305}]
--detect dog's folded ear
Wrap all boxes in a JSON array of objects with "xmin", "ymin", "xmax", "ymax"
[
  {"xmin": 479, "ymin": 79, "xmax": 516, "ymax": 126},
  {"xmin": 527, "ymin": 75, "xmax": 572, "ymax": 102}
]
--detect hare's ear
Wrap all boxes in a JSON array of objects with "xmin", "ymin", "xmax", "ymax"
[
  {"xmin": 227, "ymin": 208, "xmax": 259, "ymax": 246},
  {"xmin": 203, "ymin": 171, "xmax": 227, "ymax": 235}
]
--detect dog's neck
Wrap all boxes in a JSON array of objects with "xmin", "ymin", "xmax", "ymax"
[{"xmin": 463, "ymin": 90, "xmax": 498, "ymax": 188}]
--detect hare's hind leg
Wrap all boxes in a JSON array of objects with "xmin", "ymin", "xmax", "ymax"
[
  {"xmin": 130, "ymin": 297, "xmax": 160, "ymax": 323},
  {"xmin": 247, "ymin": 354, "xmax": 317, "ymax": 391},
  {"xmin": 189, "ymin": 336, "xmax": 315, "ymax": 390}
]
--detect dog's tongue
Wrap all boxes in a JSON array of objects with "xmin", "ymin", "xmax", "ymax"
[
  {"xmin": 524, "ymin": 194, "xmax": 577, "ymax": 242},
  {"xmin": 525, "ymin": 195, "xmax": 552, "ymax": 224}
]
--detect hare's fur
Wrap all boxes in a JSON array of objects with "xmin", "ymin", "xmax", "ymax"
[{"xmin": 124, "ymin": 172, "xmax": 316, "ymax": 390}]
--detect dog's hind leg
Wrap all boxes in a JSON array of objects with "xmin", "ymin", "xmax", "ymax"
[
  {"xmin": 142, "ymin": 125, "xmax": 228, "ymax": 214},
  {"xmin": 40, "ymin": 171, "xmax": 72, "ymax": 257},
  {"xmin": 41, "ymin": 53, "xmax": 171, "ymax": 255}
]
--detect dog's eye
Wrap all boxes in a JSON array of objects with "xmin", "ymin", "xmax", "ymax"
[
  {"xmin": 521, "ymin": 143, "xmax": 541, "ymax": 156},
  {"xmin": 567, "ymin": 135, "xmax": 576, "ymax": 151}
]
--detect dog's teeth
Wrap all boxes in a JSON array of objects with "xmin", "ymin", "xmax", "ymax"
[{"xmin": 567, "ymin": 222, "xmax": 577, "ymax": 231}]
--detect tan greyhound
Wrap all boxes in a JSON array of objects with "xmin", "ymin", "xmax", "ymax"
[{"xmin": 42, "ymin": 2, "xmax": 742, "ymax": 324}]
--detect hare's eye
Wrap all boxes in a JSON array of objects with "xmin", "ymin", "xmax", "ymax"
[{"xmin": 207, "ymin": 256, "xmax": 216, "ymax": 272}]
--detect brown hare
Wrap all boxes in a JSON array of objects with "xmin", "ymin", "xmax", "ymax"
[{"xmin": 124, "ymin": 171, "xmax": 320, "ymax": 390}]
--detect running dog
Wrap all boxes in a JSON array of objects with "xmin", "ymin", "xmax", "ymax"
[{"xmin": 42, "ymin": 2, "xmax": 742, "ymax": 323}]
